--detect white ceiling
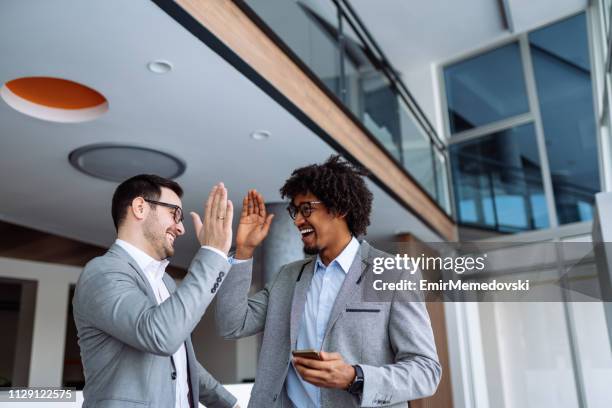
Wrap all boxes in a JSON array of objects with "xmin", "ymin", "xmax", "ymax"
[
  {"xmin": 0, "ymin": 0, "xmax": 442, "ymax": 268},
  {"xmin": 349, "ymin": 0, "xmax": 588, "ymax": 72}
]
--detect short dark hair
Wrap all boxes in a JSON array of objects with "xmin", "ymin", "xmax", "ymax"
[
  {"xmin": 280, "ymin": 155, "xmax": 373, "ymax": 236},
  {"xmin": 111, "ymin": 174, "xmax": 183, "ymax": 231}
]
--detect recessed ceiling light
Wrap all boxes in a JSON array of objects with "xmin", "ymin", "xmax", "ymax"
[
  {"xmin": 251, "ymin": 130, "xmax": 271, "ymax": 140},
  {"xmin": 69, "ymin": 144, "xmax": 185, "ymax": 182},
  {"xmin": 0, "ymin": 77, "xmax": 108, "ymax": 123},
  {"xmin": 147, "ymin": 60, "xmax": 173, "ymax": 74}
]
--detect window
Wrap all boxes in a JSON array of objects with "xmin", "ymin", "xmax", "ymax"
[
  {"xmin": 444, "ymin": 12, "xmax": 599, "ymax": 232},
  {"xmin": 450, "ymin": 124, "xmax": 549, "ymax": 231},
  {"xmin": 444, "ymin": 42, "xmax": 529, "ymax": 134}
]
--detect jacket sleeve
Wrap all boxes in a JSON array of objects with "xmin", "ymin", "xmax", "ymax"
[
  {"xmin": 75, "ymin": 248, "xmax": 230, "ymax": 356},
  {"xmin": 196, "ymin": 360, "xmax": 238, "ymax": 408},
  {"xmin": 215, "ymin": 259, "xmax": 277, "ymax": 339},
  {"xmin": 359, "ymin": 269, "xmax": 442, "ymax": 406}
]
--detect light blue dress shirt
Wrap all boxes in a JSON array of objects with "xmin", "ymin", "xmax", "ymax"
[{"xmin": 286, "ymin": 237, "xmax": 360, "ymax": 408}]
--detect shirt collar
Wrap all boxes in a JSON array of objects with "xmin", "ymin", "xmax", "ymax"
[
  {"xmin": 115, "ymin": 239, "xmax": 169, "ymax": 283},
  {"xmin": 315, "ymin": 236, "xmax": 360, "ymax": 274}
]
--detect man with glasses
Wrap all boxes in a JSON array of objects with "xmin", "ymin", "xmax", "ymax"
[
  {"xmin": 217, "ymin": 156, "xmax": 441, "ymax": 407},
  {"xmin": 73, "ymin": 174, "xmax": 239, "ymax": 408}
]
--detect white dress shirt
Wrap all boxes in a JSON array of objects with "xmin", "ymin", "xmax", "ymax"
[{"xmin": 115, "ymin": 239, "xmax": 191, "ymax": 408}]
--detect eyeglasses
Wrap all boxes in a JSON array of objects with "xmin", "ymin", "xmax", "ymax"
[
  {"xmin": 286, "ymin": 201, "xmax": 322, "ymax": 220},
  {"xmin": 144, "ymin": 199, "xmax": 184, "ymax": 224}
]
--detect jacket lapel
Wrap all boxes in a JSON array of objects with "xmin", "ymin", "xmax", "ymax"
[
  {"xmin": 321, "ymin": 241, "xmax": 372, "ymax": 344},
  {"xmin": 108, "ymin": 243, "xmax": 157, "ymax": 304},
  {"xmin": 289, "ymin": 259, "xmax": 314, "ymax": 348}
]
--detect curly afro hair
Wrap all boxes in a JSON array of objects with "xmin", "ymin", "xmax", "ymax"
[{"xmin": 280, "ymin": 155, "xmax": 373, "ymax": 237}]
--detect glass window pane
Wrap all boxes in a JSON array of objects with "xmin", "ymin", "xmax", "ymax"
[
  {"xmin": 529, "ymin": 13, "xmax": 600, "ymax": 225},
  {"xmin": 246, "ymin": 0, "xmax": 342, "ymax": 99},
  {"xmin": 450, "ymin": 124, "xmax": 549, "ymax": 232},
  {"xmin": 444, "ymin": 42, "xmax": 530, "ymax": 134},
  {"xmin": 360, "ymin": 72, "xmax": 403, "ymax": 162},
  {"xmin": 399, "ymin": 104, "xmax": 436, "ymax": 197},
  {"xmin": 340, "ymin": 20, "xmax": 404, "ymax": 162}
]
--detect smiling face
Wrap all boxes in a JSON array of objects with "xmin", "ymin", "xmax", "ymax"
[
  {"xmin": 292, "ymin": 192, "xmax": 351, "ymax": 261},
  {"xmin": 142, "ymin": 187, "xmax": 185, "ymax": 260}
]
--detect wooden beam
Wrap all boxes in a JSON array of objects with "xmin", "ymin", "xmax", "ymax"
[{"xmin": 173, "ymin": 0, "xmax": 456, "ymax": 240}]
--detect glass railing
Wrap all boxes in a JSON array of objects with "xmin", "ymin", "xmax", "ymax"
[
  {"xmin": 451, "ymin": 149, "xmax": 597, "ymax": 233},
  {"xmin": 242, "ymin": 0, "xmax": 451, "ymax": 214}
]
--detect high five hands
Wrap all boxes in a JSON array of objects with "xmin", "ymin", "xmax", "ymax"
[
  {"xmin": 235, "ymin": 189, "xmax": 274, "ymax": 259},
  {"xmin": 189, "ymin": 186, "xmax": 272, "ymax": 258}
]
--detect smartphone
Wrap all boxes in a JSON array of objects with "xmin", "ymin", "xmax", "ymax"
[{"xmin": 291, "ymin": 349, "xmax": 322, "ymax": 360}]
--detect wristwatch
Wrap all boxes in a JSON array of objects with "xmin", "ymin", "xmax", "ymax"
[{"xmin": 347, "ymin": 364, "xmax": 364, "ymax": 395}]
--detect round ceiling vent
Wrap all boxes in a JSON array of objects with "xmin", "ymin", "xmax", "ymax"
[
  {"xmin": 0, "ymin": 76, "xmax": 108, "ymax": 123},
  {"xmin": 69, "ymin": 144, "xmax": 185, "ymax": 182}
]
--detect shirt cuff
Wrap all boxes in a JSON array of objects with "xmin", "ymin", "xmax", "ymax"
[
  {"xmin": 201, "ymin": 246, "xmax": 228, "ymax": 261},
  {"xmin": 228, "ymin": 256, "xmax": 250, "ymax": 265}
]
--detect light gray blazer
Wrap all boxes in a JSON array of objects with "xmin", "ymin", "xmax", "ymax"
[
  {"xmin": 73, "ymin": 244, "xmax": 237, "ymax": 408},
  {"xmin": 216, "ymin": 241, "xmax": 441, "ymax": 408}
]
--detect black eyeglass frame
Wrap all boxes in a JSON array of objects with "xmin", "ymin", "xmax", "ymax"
[
  {"xmin": 144, "ymin": 199, "xmax": 184, "ymax": 224},
  {"xmin": 286, "ymin": 201, "xmax": 322, "ymax": 220}
]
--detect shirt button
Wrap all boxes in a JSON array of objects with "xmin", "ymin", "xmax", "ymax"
[
  {"xmin": 211, "ymin": 288, "xmax": 215, "ymax": 294},
  {"xmin": 219, "ymin": 271, "xmax": 225, "ymax": 277},
  {"xmin": 216, "ymin": 277, "xmax": 222, "ymax": 283},
  {"xmin": 213, "ymin": 283, "xmax": 219, "ymax": 289},
  {"xmin": 273, "ymin": 394, "xmax": 278, "ymax": 401}
]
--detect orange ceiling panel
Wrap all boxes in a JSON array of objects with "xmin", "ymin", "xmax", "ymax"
[{"xmin": 5, "ymin": 77, "xmax": 106, "ymax": 110}]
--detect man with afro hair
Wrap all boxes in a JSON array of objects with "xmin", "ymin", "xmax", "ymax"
[{"xmin": 216, "ymin": 155, "xmax": 441, "ymax": 408}]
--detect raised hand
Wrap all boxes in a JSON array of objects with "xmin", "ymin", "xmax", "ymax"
[
  {"xmin": 190, "ymin": 182, "xmax": 234, "ymax": 255},
  {"xmin": 235, "ymin": 190, "xmax": 274, "ymax": 259}
]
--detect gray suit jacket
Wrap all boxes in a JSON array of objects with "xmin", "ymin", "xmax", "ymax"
[
  {"xmin": 73, "ymin": 244, "xmax": 237, "ymax": 408},
  {"xmin": 216, "ymin": 241, "xmax": 441, "ymax": 408}
]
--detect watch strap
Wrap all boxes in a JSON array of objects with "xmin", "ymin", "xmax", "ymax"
[{"xmin": 347, "ymin": 364, "xmax": 364, "ymax": 395}]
